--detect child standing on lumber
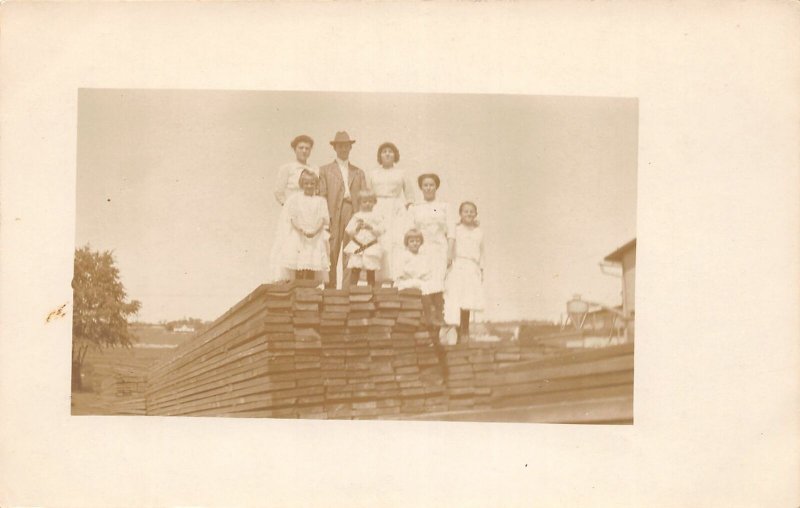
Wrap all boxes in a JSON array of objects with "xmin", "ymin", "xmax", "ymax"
[
  {"xmin": 282, "ymin": 170, "xmax": 330, "ymax": 282},
  {"xmin": 394, "ymin": 228, "xmax": 430, "ymax": 291},
  {"xmin": 343, "ymin": 189, "xmax": 385, "ymax": 287},
  {"xmin": 444, "ymin": 201, "xmax": 485, "ymax": 343}
]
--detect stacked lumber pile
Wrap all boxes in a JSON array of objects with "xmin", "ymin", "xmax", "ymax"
[
  {"xmin": 431, "ymin": 341, "xmax": 552, "ymax": 413},
  {"xmin": 146, "ymin": 284, "xmax": 276, "ymax": 417},
  {"xmin": 315, "ymin": 286, "xmax": 447, "ymax": 419},
  {"xmin": 146, "ymin": 282, "xmax": 633, "ymax": 423},
  {"xmin": 146, "ymin": 283, "xmax": 449, "ymax": 419},
  {"xmin": 410, "ymin": 342, "xmax": 634, "ymax": 423},
  {"xmin": 439, "ymin": 343, "xmax": 494, "ymax": 411},
  {"xmin": 483, "ymin": 341, "xmax": 633, "ymax": 420},
  {"xmin": 326, "ymin": 286, "xmax": 451, "ymax": 419},
  {"xmin": 317, "ymin": 332, "xmax": 447, "ymax": 419}
]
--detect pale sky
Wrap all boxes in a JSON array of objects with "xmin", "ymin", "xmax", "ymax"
[{"xmin": 76, "ymin": 89, "xmax": 637, "ymax": 324}]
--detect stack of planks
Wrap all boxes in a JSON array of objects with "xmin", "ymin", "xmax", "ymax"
[
  {"xmin": 410, "ymin": 342, "xmax": 634, "ymax": 423},
  {"xmin": 439, "ymin": 343, "xmax": 495, "ymax": 411},
  {"xmin": 434, "ymin": 341, "xmax": 553, "ymax": 413},
  {"xmin": 146, "ymin": 282, "xmax": 633, "ymax": 423},
  {"xmin": 317, "ymin": 328, "xmax": 447, "ymax": 419},
  {"xmin": 146, "ymin": 283, "xmax": 450, "ymax": 419},
  {"xmin": 482, "ymin": 341, "xmax": 633, "ymax": 422},
  {"xmin": 146, "ymin": 284, "xmax": 276, "ymax": 417}
]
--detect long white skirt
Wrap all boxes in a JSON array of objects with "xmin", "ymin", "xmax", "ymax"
[
  {"xmin": 444, "ymin": 258, "xmax": 485, "ymax": 324},
  {"xmin": 373, "ymin": 196, "xmax": 411, "ymax": 282},
  {"xmin": 281, "ymin": 229, "xmax": 331, "ymax": 272},
  {"xmin": 420, "ymin": 240, "xmax": 448, "ymax": 295}
]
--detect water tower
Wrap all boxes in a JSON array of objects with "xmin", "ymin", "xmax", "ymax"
[{"xmin": 566, "ymin": 294, "xmax": 590, "ymax": 330}]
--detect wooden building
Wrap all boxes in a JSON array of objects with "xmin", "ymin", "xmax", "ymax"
[{"xmin": 603, "ymin": 238, "xmax": 636, "ymax": 340}]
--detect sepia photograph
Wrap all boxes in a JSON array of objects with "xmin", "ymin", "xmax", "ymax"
[
  {"xmin": 2, "ymin": 1, "xmax": 798, "ymax": 506},
  {"xmin": 71, "ymin": 89, "xmax": 637, "ymax": 423}
]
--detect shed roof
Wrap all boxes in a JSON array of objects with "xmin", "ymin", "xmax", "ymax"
[{"xmin": 604, "ymin": 238, "xmax": 636, "ymax": 262}]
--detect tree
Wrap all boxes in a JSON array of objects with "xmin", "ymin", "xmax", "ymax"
[{"xmin": 72, "ymin": 245, "xmax": 141, "ymax": 390}]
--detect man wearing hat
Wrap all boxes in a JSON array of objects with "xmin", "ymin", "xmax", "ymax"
[{"xmin": 318, "ymin": 131, "xmax": 367, "ymax": 288}]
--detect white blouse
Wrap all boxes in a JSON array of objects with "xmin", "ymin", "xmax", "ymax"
[
  {"xmin": 394, "ymin": 249, "xmax": 431, "ymax": 288},
  {"xmin": 412, "ymin": 200, "xmax": 454, "ymax": 245},
  {"xmin": 345, "ymin": 210, "xmax": 385, "ymax": 246},
  {"xmin": 286, "ymin": 194, "xmax": 329, "ymax": 232},
  {"xmin": 274, "ymin": 161, "xmax": 318, "ymax": 205},
  {"xmin": 452, "ymin": 224, "xmax": 484, "ymax": 268},
  {"xmin": 366, "ymin": 166, "xmax": 414, "ymax": 203}
]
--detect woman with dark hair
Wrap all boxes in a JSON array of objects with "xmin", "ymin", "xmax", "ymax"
[
  {"xmin": 365, "ymin": 141, "xmax": 414, "ymax": 284},
  {"xmin": 274, "ymin": 135, "xmax": 317, "ymax": 205},
  {"xmin": 410, "ymin": 173, "xmax": 452, "ymax": 332},
  {"xmin": 266, "ymin": 134, "xmax": 319, "ymax": 282}
]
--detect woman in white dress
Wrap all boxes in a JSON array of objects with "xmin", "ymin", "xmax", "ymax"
[
  {"xmin": 365, "ymin": 142, "xmax": 414, "ymax": 284},
  {"xmin": 410, "ymin": 173, "xmax": 453, "ymax": 329},
  {"xmin": 266, "ymin": 134, "xmax": 319, "ymax": 282}
]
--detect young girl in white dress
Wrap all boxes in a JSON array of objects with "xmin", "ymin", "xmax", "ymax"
[
  {"xmin": 281, "ymin": 170, "xmax": 330, "ymax": 282},
  {"xmin": 444, "ymin": 201, "xmax": 486, "ymax": 343},
  {"xmin": 343, "ymin": 190, "xmax": 385, "ymax": 287},
  {"xmin": 394, "ymin": 228, "xmax": 430, "ymax": 291}
]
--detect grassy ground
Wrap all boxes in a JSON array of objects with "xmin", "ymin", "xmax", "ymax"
[{"xmin": 71, "ymin": 325, "xmax": 193, "ymax": 415}]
